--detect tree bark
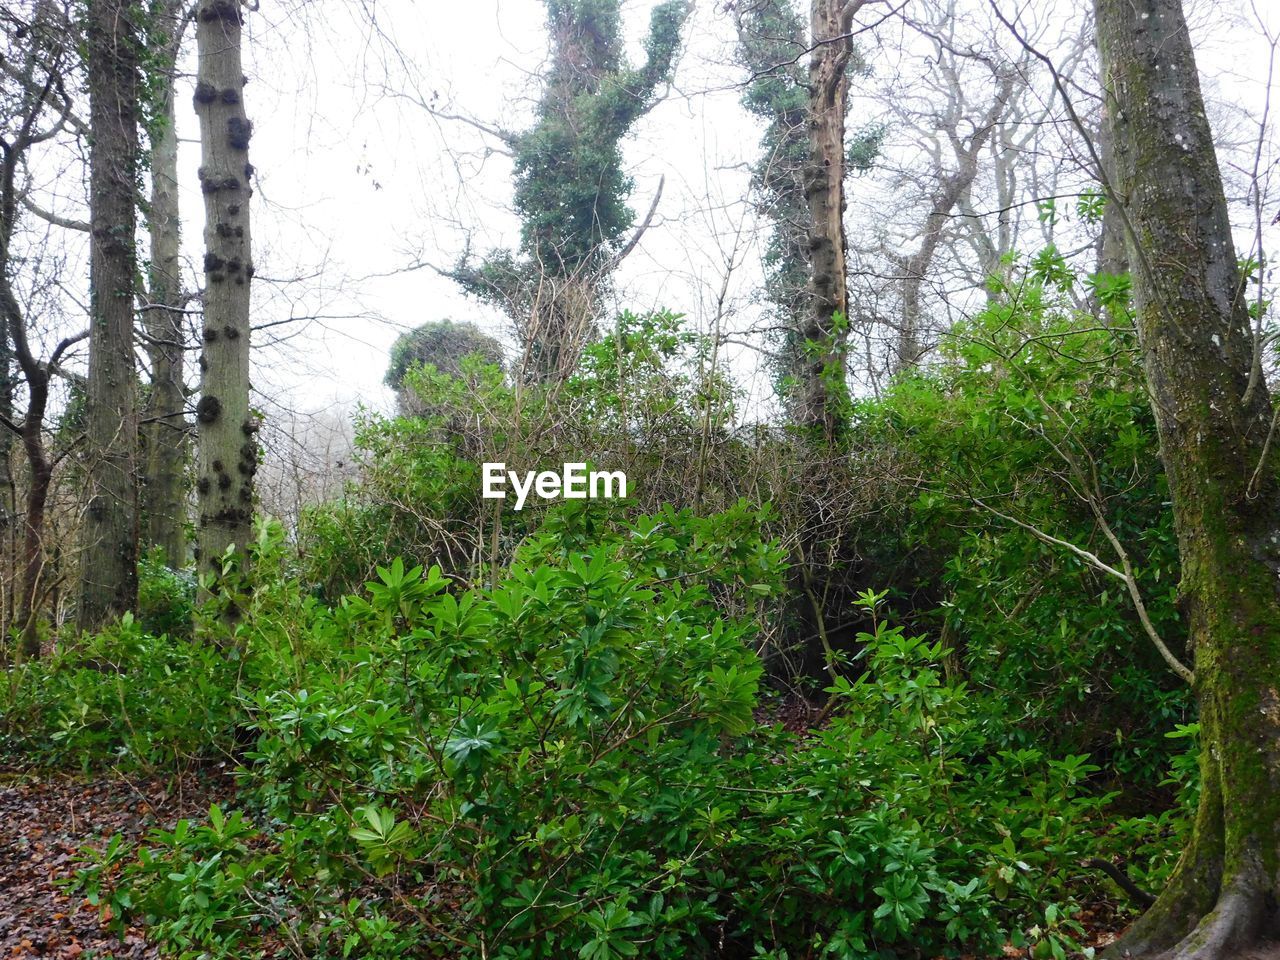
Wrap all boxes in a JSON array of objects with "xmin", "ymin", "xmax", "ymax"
[
  {"xmin": 143, "ymin": 5, "xmax": 189, "ymax": 567},
  {"xmin": 797, "ymin": 0, "xmax": 862, "ymax": 442},
  {"xmin": 1095, "ymin": 0, "xmax": 1280, "ymax": 955},
  {"xmin": 193, "ymin": 0, "xmax": 255, "ymax": 601},
  {"xmin": 1094, "ymin": 102, "xmax": 1129, "ymax": 280},
  {"xmin": 77, "ymin": 0, "xmax": 141, "ymax": 633},
  {"xmin": 0, "ymin": 277, "xmax": 15, "ymax": 635}
]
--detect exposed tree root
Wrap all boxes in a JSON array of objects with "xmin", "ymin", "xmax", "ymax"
[
  {"xmin": 1164, "ymin": 882, "xmax": 1273, "ymax": 960},
  {"xmin": 1086, "ymin": 858, "xmax": 1156, "ymax": 909},
  {"xmin": 1108, "ymin": 853, "xmax": 1279, "ymax": 960},
  {"xmin": 1105, "ymin": 766, "xmax": 1224, "ymax": 959}
]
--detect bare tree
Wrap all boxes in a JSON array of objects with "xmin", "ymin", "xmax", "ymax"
[
  {"xmin": 884, "ymin": 1, "xmax": 1025, "ymax": 370},
  {"xmin": 0, "ymin": 1, "xmax": 87, "ymax": 656}
]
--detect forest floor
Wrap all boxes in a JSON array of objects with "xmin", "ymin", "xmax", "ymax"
[
  {"xmin": 0, "ymin": 765, "xmax": 1154, "ymax": 960},
  {"xmin": 0, "ymin": 768, "xmax": 233, "ymax": 959}
]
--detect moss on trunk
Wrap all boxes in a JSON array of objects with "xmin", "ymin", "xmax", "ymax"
[
  {"xmin": 78, "ymin": 0, "xmax": 142, "ymax": 631},
  {"xmin": 1095, "ymin": 0, "xmax": 1280, "ymax": 953}
]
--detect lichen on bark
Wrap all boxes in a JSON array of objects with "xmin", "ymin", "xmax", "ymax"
[{"xmin": 1095, "ymin": 0, "xmax": 1280, "ymax": 954}]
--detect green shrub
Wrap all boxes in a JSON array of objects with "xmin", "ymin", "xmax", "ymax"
[
  {"xmin": 73, "ymin": 511, "xmax": 1129, "ymax": 959},
  {"xmin": 854, "ymin": 261, "xmax": 1193, "ymax": 788},
  {"xmin": 138, "ymin": 551, "xmax": 198, "ymax": 641},
  {"xmin": 0, "ymin": 613, "xmax": 235, "ymax": 769}
]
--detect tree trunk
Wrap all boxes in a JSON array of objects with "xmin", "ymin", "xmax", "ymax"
[
  {"xmin": 1094, "ymin": 104, "xmax": 1129, "ymax": 280},
  {"xmin": 77, "ymin": 0, "xmax": 140, "ymax": 633},
  {"xmin": 1096, "ymin": 0, "xmax": 1280, "ymax": 955},
  {"xmin": 193, "ymin": 0, "xmax": 255, "ymax": 601},
  {"xmin": 0, "ymin": 307, "xmax": 15, "ymax": 634},
  {"xmin": 797, "ymin": 0, "xmax": 861, "ymax": 442},
  {"xmin": 143, "ymin": 6, "xmax": 189, "ymax": 567},
  {"xmin": 18, "ymin": 420, "xmax": 52, "ymax": 657}
]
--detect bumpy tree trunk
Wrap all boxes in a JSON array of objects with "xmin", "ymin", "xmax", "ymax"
[
  {"xmin": 1096, "ymin": 0, "xmax": 1280, "ymax": 955},
  {"xmin": 193, "ymin": 0, "xmax": 255, "ymax": 598},
  {"xmin": 77, "ymin": 0, "xmax": 140, "ymax": 632},
  {"xmin": 142, "ymin": 5, "xmax": 189, "ymax": 567},
  {"xmin": 797, "ymin": 0, "xmax": 863, "ymax": 442}
]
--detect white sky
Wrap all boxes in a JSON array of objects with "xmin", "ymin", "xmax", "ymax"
[
  {"xmin": 21, "ymin": 0, "xmax": 1280, "ymax": 432},
  {"xmin": 219, "ymin": 0, "xmax": 771, "ymax": 420}
]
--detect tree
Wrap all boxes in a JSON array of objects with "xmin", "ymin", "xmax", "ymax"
[
  {"xmin": 384, "ymin": 319, "xmax": 504, "ymax": 415},
  {"xmin": 1095, "ymin": 0, "xmax": 1280, "ymax": 954},
  {"xmin": 792, "ymin": 0, "xmax": 870, "ymax": 441},
  {"xmin": 193, "ymin": 0, "xmax": 255, "ymax": 601},
  {"xmin": 452, "ymin": 0, "xmax": 691, "ymax": 383},
  {"xmin": 77, "ymin": 0, "xmax": 141, "ymax": 632},
  {"xmin": 886, "ymin": 3, "xmax": 1019, "ymax": 372},
  {"xmin": 733, "ymin": 0, "xmax": 877, "ymax": 441},
  {"xmin": 141, "ymin": 1, "xmax": 190, "ymax": 567},
  {"xmin": 0, "ymin": 1, "xmax": 88, "ymax": 656}
]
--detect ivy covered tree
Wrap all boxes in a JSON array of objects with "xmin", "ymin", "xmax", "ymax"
[
  {"xmin": 453, "ymin": 0, "xmax": 691, "ymax": 383},
  {"xmin": 384, "ymin": 319, "xmax": 504, "ymax": 414},
  {"xmin": 140, "ymin": 1, "xmax": 191, "ymax": 569},
  {"xmin": 733, "ymin": 0, "xmax": 880, "ymax": 441},
  {"xmin": 734, "ymin": 0, "xmax": 810, "ymax": 353},
  {"xmin": 77, "ymin": 0, "xmax": 143, "ymax": 631}
]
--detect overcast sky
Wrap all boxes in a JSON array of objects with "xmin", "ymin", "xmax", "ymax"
[
  {"xmin": 195, "ymin": 0, "xmax": 767, "ymax": 421},
  {"xmin": 43, "ymin": 0, "xmax": 1275, "ymax": 428}
]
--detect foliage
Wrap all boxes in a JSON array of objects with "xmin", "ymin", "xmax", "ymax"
[
  {"xmin": 6, "ymin": 273, "xmax": 1201, "ymax": 960},
  {"xmin": 852, "ymin": 261, "xmax": 1193, "ymax": 787},
  {"xmin": 0, "ymin": 612, "xmax": 235, "ymax": 769},
  {"xmin": 384, "ymin": 319, "xmax": 504, "ymax": 400},
  {"xmin": 452, "ymin": 0, "xmax": 692, "ymax": 370},
  {"xmin": 0, "ymin": 525, "xmax": 292, "ymax": 769},
  {"xmin": 69, "ymin": 530, "xmax": 1128, "ymax": 960},
  {"xmin": 299, "ymin": 310, "xmax": 738, "ymax": 598},
  {"xmin": 512, "ymin": 0, "xmax": 689, "ymax": 274},
  {"xmin": 137, "ymin": 550, "xmax": 197, "ymax": 641}
]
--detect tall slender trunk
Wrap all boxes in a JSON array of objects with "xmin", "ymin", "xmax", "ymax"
[
  {"xmin": 0, "ymin": 284, "xmax": 54, "ymax": 661},
  {"xmin": 17, "ymin": 412, "xmax": 52, "ymax": 656},
  {"xmin": 1096, "ymin": 0, "xmax": 1280, "ymax": 956},
  {"xmin": 77, "ymin": 0, "xmax": 140, "ymax": 632},
  {"xmin": 143, "ymin": 6, "xmax": 189, "ymax": 567},
  {"xmin": 796, "ymin": 0, "xmax": 861, "ymax": 442},
  {"xmin": 193, "ymin": 0, "xmax": 255, "ymax": 604},
  {"xmin": 0, "ymin": 311, "xmax": 15, "ymax": 634}
]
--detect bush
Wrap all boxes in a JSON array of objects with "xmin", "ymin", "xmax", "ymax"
[
  {"xmin": 0, "ymin": 613, "xmax": 235, "ymax": 769},
  {"xmin": 137, "ymin": 551, "xmax": 198, "ymax": 642},
  {"xmin": 852, "ymin": 260, "xmax": 1193, "ymax": 789},
  {"xmin": 73, "ymin": 510, "xmax": 1125, "ymax": 960}
]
